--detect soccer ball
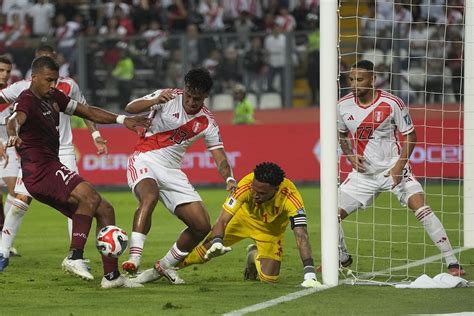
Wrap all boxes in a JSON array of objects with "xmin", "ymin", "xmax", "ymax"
[{"xmin": 96, "ymin": 225, "xmax": 128, "ymax": 258}]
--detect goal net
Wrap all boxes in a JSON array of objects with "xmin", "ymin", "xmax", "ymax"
[{"xmin": 336, "ymin": 0, "xmax": 470, "ymax": 284}]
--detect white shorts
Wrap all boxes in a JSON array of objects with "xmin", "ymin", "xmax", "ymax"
[
  {"xmin": 339, "ymin": 166, "xmax": 423, "ymax": 214},
  {"xmin": 127, "ymin": 151, "xmax": 202, "ymax": 213},
  {"xmin": 0, "ymin": 147, "xmax": 20, "ymax": 180},
  {"xmin": 15, "ymin": 154, "xmax": 78, "ymax": 197}
]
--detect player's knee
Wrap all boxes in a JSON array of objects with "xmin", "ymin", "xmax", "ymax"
[
  {"xmin": 82, "ymin": 191, "xmax": 102, "ymax": 212},
  {"xmin": 191, "ymin": 222, "xmax": 211, "ymax": 240},
  {"xmin": 257, "ymin": 270, "xmax": 279, "ymax": 283},
  {"xmin": 98, "ymin": 199, "xmax": 115, "ymax": 215}
]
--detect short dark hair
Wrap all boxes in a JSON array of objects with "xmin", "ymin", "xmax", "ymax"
[
  {"xmin": 351, "ymin": 60, "xmax": 374, "ymax": 71},
  {"xmin": 31, "ymin": 56, "xmax": 59, "ymax": 74},
  {"xmin": 254, "ymin": 162, "xmax": 285, "ymax": 187},
  {"xmin": 184, "ymin": 68, "xmax": 213, "ymax": 93},
  {"xmin": 36, "ymin": 44, "xmax": 56, "ymax": 55},
  {"xmin": 0, "ymin": 55, "xmax": 12, "ymax": 65}
]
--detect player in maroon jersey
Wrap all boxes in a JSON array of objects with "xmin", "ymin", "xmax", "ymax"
[{"xmin": 4, "ymin": 55, "xmax": 149, "ymax": 288}]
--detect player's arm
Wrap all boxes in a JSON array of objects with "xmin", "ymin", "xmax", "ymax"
[
  {"xmin": 72, "ymin": 102, "xmax": 150, "ymax": 134},
  {"xmin": 125, "ymin": 89, "xmax": 175, "ymax": 113},
  {"xmin": 291, "ymin": 216, "xmax": 319, "ymax": 287},
  {"xmin": 339, "ymin": 130, "xmax": 366, "ymax": 173},
  {"xmin": 210, "ymin": 148, "xmax": 237, "ymax": 191},
  {"xmin": 386, "ymin": 129, "xmax": 417, "ymax": 188},
  {"xmin": 6, "ymin": 111, "xmax": 26, "ymax": 148},
  {"xmin": 83, "ymin": 118, "xmax": 108, "ymax": 155},
  {"xmin": 204, "ymin": 209, "xmax": 233, "ymax": 260}
]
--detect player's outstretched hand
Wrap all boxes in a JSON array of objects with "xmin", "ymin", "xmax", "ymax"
[
  {"xmin": 348, "ymin": 154, "xmax": 366, "ymax": 173},
  {"xmin": 123, "ymin": 115, "xmax": 152, "ymax": 134},
  {"xmin": 204, "ymin": 242, "xmax": 232, "ymax": 260},
  {"xmin": 155, "ymin": 89, "xmax": 177, "ymax": 104},
  {"xmin": 94, "ymin": 136, "xmax": 108, "ymax": 155},
  {"xmin": 7, "ymin": 135, "xmax": 22, "ymax": 149},
  {"xmin": 300, "ymin": 278, "xmax": 322, "ymax": 288}
]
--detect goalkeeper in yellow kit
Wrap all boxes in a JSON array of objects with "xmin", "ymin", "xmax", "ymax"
[{"xmin": 132, "ymin": 162, "xmax": 320, "ymax": 287}]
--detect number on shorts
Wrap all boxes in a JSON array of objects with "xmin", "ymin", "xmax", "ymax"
[{"xmin": 55, "ymin": 166, "xmax": 73, "ymax": 183}]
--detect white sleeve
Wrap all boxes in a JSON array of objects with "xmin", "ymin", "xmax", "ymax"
[
  {"xmin": 204, "ymin": 119, "xmax": 224, "ymax": 151},
  {"xmin": 0, "ymin": 80, "xmax": 30, "ymax": 102},
  {"xmin": 392, "ymin": 99, "xmax": 414, "ymax": 135},
  {"xmin": 68, "ymin": 79, "xmax": 87, "ymax": 105},
  {"xmin": 337, "ymin": 103, "xmax": 349, "ymax": 133}
]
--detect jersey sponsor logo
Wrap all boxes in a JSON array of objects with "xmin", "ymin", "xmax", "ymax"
[
  {"xmin": 347, "ymin": 114, "xmax": 354, "ymax": 120},
  {"xmin": 225, "ymin": 197, "xmax": 236, "ymax": 208}
]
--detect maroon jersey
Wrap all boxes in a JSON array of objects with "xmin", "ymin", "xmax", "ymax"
[{"xmin": 12, "ymin": 88, "xmax": 83, "ymax": 213}]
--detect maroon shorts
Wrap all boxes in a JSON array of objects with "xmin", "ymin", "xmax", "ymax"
[{"xmin": 23, "ymin": 160, "xmax": 84, "ymax": 218}]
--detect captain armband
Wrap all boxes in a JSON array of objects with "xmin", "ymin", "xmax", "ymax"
[
  {"xmin": 64, "ymin": 99, "xmax": 78, "ymax": 115},
  {"xmin": 290, "ymin": 213, "xmax": 307, "ymax": 229}
]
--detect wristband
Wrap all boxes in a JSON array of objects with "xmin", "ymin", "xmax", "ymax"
[
  {"xmin": 116, "ymin": 115, "xmax": 126, "ymax": 125},
  {"xmin": 91, "ymin": 131, "xmax": 101, "ymax": 140},
  {"xmin": 211, "ymin": 236, "xmax": 223, "ymax": 244},
  {"xmin": 226, "ymin": 176, "xmax": 236, "ymax": 184}
]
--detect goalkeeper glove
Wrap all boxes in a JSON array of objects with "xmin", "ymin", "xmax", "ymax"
[
  {"xmin": 300, "ymin": 266, "xmax": 322, "ymax": 288},
  {"xmin": 204, "ymin": 237, "xmax": 232, "ymax": 260}
]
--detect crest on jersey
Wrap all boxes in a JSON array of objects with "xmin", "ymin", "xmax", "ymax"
[
  {"xmin": 374, "ymin": 111, "xmax": 384, "ymax": 122},
  {"xmin": 192, "ymin": 121, "xmax": 201, "ymax": 133}
]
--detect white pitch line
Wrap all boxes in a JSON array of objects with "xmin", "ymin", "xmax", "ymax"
[
  {"xmin": 223, "ymin": 285, "xmax": 333, "ymax": 316},
  {"xmin": 223, "ymin": 247, "xmax": 470, "ymax": 315}
]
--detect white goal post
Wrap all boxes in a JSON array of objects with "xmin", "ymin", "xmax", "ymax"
[{"xmin": 320, "ymin": 0, "xmax": 473, "ymax": 285}]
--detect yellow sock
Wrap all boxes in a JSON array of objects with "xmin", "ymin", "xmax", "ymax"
[
  {"xmin": 177, "ymin": 244, "xmax": 208, "ymax": 269},
  {"xmin": 255, "ymin": 259, "xmax": 279, "ymax": 283}
]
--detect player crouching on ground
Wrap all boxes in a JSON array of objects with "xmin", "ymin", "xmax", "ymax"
[{"xmin": 132, "ymin": 162, "xmax": 321, "ymax": 288}]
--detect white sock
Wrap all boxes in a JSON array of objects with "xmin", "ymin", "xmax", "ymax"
[
  {"xmin": 339, "ymin": 224, "xmax": 350, "ymax": 263},
  {"xmin": 0, "ymin": 198, "xmax": 28, "ymax": 258},
  {"xmin": 4, "ymin": 194, "xmax": 15, "ymax": 216},
  {"xmin": 415, "ymin": 206, "xmax": 458, "ymax": 266},
  {"xmin": 129, "ymin": 232, "xmax": 147, "ymax": 259},
  {"xmin": 67, "ymin": 217, "xmax": 73, "ymax": 240},
  {"xmin": 160, "ymin": 242, "xmax": 189, "ymax": 269}
]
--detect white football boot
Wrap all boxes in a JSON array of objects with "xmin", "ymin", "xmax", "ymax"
[
  {"xmin": 62, "ymin": 257, "xmax": 94, "ymax": 281},
  {"xmin": 122, "ymin": 256, "xmax": 141, "ymax": 275},
  {"xmin": 101, "ymin": 275, "xmax": 144, "ymax": 289}
]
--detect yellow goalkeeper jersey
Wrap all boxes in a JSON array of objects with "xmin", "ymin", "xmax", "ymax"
[{"xmin": 222, "ymin": 173, "xmax": 306, "ymax": 236}]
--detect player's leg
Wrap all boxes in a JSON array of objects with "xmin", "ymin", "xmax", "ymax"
[
  {"xmin": 391, "ymin": 171, "xmax": 464, "ymax": 276},
  {"xmin": 337, "ymin": 172, "xmax": 378, "ymax": 267},
  {"xmin": 122, "ymin": 178, "xmax": 160, "ymax": 274},
  {"xmin": 122, "ymin": 152, "xmax": 160, "ymax": 273},
  {"xmin": 59, "ymin": 154, "xmax": 80, "ymax": 240},
  {"xmin": 245, "ymin": 239, "xmax": 283, "ymax": 283}
]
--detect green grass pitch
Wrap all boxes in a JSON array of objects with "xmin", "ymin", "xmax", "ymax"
[{"xmin": 0, "ymin": 185, "xmax": 472, "ymax": 315}]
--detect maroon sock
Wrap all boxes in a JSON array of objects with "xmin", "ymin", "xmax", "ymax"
[
  {"xmin": 70, "ymin": 214, "xmax": 93, "ymax": 250},
  {"xmin": 102, "ymin": 255, "xmax": 119, "ymax": 275}
]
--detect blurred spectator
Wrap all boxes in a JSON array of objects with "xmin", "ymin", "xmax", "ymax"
[
  {"xmin": 425, "ymin": 32, "xmax": 445, "ymax": 103},
  {"xmin": 142, "ymin": 20, "xmax": 169, "ymax": 70},
  {"xmin": 292, "ymin": 0, "xmax": 311, "ymax": 30},
  {"xmin": 243, "ymin": 37, "xmax": 267, "ymax": 97},
  {"xmin": 446, "ymin": 41, "xmax": 463, "ymax": 103},
  {"xmin": 165, "ymin": 49, "xmax": 184, "ymax": 87},
  {"xmin": 105, "ymin": 0, "xmax": 130, "ymax": 19},
  {"xmin": 409, "ymin": 19, "xmax": 430, "ymax": 62},
  {"xmin": 275, "ymin": 6, "xmax": 296, "ymax": 33},
  {"xmin": 185, "ymin": 23, "xmax": 215, "ymax": 67},
  {"xmin": 54, "ymin": 13, "xmax": 80, "ymax": 61},
  {"xmin": 216, "ymin": 46, "xmax": 242, "ymax": 92},
  {"xmin": 167, "ymin": 0, "xmax": 188, "ymax": 32},
  {"xmin": 359, "ymin": 2, "xmax": 389, "ymax": 51},
  {"xmin": 27, "ymin": 0, "xmax": 55, "ymax": 37},
  {"xmin": 419, "ymin": 0, "xmax": 445, "ymax": 23},
  {"xmin": 112, "ymin": 42, "xmax": 135, "ymax": 105},
  {"xmin": 3, "ymin": 13, "xmax": 31, "ymax": 47},
  {"xmin": 54, "ymin": 0, "xmax": 79, "ymax": 22},
  {"xmin": 202, "ymin": 49, "xmax": 221, "ymax": 77},
  {"xmin": 232, "ymin": 83, "xmax": 255, "ymax": 125},
  {"xmin": 114, "ymin": 5, "xmax": 135, "ymax": 35},
  {"xmin": 234, "ymin": 11, "xmax": 255, "ymax": 49},
  {"xmin": 198, "ymin": 0, "xmax": 225, "ymax": 32},
  {"xmin": 222, "ymin": 0, "xmax": 263, "ymax": 20},
  {"xmin": 3, "ymin": 0, "xmax": 31, "ymax": 27},
  {"xmin": 264, "ymin": 24, "xmax": 286, "ymax": 97},
  {"xmin": 99, "ymin": 16, "xmax": 127, "ymax": 37},
  {"xmin": 306, "ymin": 13, "xmax": 319, "ymax": 105},
  {"xmin": 131, "ymin": 0, "xmax": 164, "ymax": 33}
]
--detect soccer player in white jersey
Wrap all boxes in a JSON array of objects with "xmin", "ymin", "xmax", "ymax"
[
  {"xmin": 122, "ymin": 68, "xmax": 237, "ymax": 283},
  {"xmin": 0, "ymin": 55, "xmax": 21, "ymax": 258},
  {"xmin": 336, "ymin": 60, "xmax": 464, "ymax": 276},
  {"xmin": 0, "ymin": 45, "xmax": 111, "ymax": 272}
]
